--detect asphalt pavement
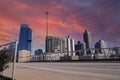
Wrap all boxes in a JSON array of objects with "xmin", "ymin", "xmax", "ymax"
[{"xmin": 4, "ymin": 62, "xmax": 120, "ymax": 80}]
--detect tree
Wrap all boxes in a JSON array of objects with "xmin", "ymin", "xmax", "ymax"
[{"xmin": 0, "ymin": 50, "xmax": 11, "ymax": 76}]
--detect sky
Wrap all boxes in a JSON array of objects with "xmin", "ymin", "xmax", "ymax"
[{"xmin": 0, "ymin": 0, "xmax": 120, "ymax": 52}]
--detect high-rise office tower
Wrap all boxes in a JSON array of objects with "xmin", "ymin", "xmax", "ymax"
[
  {"xmin": 61, "ymin": 38, "xmax": 67, "ymax": 53},
  {"xmin": 81, "ymin": 42, "xmax": 86, "ymax": 50},
  {"xmin": 75, "ymin": 41, "xmax": 86, "ymax": 56},
  {"xmin": 75, "ymin": 41, "xmax": 81, "ymax": 56},
  {"xmin": 45, "ymin": 36, "xmax": 53, "ymax": 53},
  {"xmin": 18, "ymin": 24, "xmax": 32, "ymax": 52},
  {"xmin": 64, "ymin": 36, "xmax": 75, "ymax": 56},
  {"xmin": 94, "ymin": 40, "xmax": 108, "ymax": 59},
  {"xmin": 95, "ymin": 40, "xmax": 106, "ymax": 49},
  {"xmin": 45, "ymin": 36, "xmax": 61, "ymax": 53},
  {"xmin": 95, "ymin": 40, "xmax": 106, "ymax": 54},
  {"xmin": 45, "ymin": 36, "xmax": 75, "ymax": 56},
  {"xmin": 83, "ymin": 30, "xmax": 92, "ymax": 49}
]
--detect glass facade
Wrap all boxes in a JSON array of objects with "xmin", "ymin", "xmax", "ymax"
[{"xmin": 18, "ymin": 24, "xmax": 32, "ymax": 51}]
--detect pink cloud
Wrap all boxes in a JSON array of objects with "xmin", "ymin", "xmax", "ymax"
[{"xmin": 0, "ymin": 0, "xmax": 120, "ymax": 50}]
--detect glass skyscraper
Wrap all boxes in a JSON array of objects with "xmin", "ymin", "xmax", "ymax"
[
  {"xmin": 83, "ymin": 30, "xmax": 92, "ymax": 55},
  {"xmin": 18, "ymin": 24, "xmax": 32, "ymax": 52},
  {"xmin": 83, "ymin": 30, "xmax": 92, "ymax": 49}
]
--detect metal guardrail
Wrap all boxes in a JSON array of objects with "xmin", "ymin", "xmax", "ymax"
[{"xmin": 0, "ymin": 42, "xmax": 15, "ymax": 47}]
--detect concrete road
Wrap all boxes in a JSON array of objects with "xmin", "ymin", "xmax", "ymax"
[{"xmin": 4, "ymin": 62, "xmax": 120, "ymax": 80}]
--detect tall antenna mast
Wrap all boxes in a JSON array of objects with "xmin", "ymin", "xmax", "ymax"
[{"xmin": 45, "ymin": 11, "xmax": 49, "ymax": 37}]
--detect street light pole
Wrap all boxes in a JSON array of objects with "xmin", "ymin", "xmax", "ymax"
[
  {"xmin": 45, "ymin": 11, "xmax": 49, "ymax": 37},
  {"xmin": 45, "ymin": 11, "xmax": 49, "ymax": 61},
  {"xmin": 12, "ymin": 41, "xmax": 18, "ymax": 80}
]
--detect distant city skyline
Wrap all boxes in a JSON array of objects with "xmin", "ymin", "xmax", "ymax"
[{"xmin": 0, "ymin": 0, "xmax": 120, "ymax": 51}]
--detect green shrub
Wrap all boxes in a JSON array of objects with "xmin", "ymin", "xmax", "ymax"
[{"xmin": 0, "ymin": 50, "xmax": 11, "ymax": 76}]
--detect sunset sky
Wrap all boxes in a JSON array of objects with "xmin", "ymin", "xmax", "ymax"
[{"xmin": 0, "ymin": 0, "xmax": 120, "ymax": 51}]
